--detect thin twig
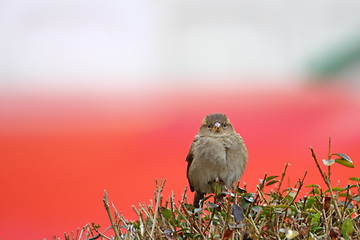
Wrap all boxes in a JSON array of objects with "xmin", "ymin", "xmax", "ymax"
[
  {"xmin": 256, "ymin": 185, "xmax": 269, "ymax": 205},
  {"xmin": 150, "ymin": 179, "xmax": 166, "ymax": 239},
  {"xmin": 246, "ymin": 173, "xmax": 267, "ymax": 216},
  {"xmin": 77, "ymin": 224, "xmax": 89, "ymax": 240},
  {"xmin": 132, "ymin": 205, "xmax": 148, "ymax": 237},
  {"xmin": 103, "ymin": 190, "xmax": 121, "ymax": 240},
  {"xmin": 202, "ymin": 204, "xmax": 217, "ymax": 236},
  {"xmin": 91, "ymin": 223, "xmax": 111, "ymax": 240},
  {"xmin": 220, "ymin": 199, "xmax": 233, "ymax": 239},
  {"xmin": 179, "ymin": 201, "xmax": 205, "ymax": 237},
  {"xmin": 246, "ymin": 215, "xmax": 261, "ymax": 237},
  {"xmin": 289, "ymin": 171, "xmax": 307, "ymax": 206},
  {"xmin": 327, "ymin": 137, "xmax": 332, "ymax": 184},
  {"xmin": 310, "ymin": 147, "xmax": 328, "ymax": 181},
  {"xmin": 341, "ymin": 185, "xmax": 351, "ymax": 222},
  {"xmin": 321, "ymin": 208, "xmax": 329, "ymax": 237},
  {"xmin": 276, "ymin": 162, "xmax": 289, "ymax": 195},
  {"xmin": 180, "ymin": 186, "xmax": 188, "ymax": 204},
  {"xmin": 310, "ymin": 147, "xmax": 342, "ymax": 220}
]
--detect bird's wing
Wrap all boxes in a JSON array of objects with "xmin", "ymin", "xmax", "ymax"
[{"xmin": 185, "ymin": 138, "xmax": 198, "ymax": 192}]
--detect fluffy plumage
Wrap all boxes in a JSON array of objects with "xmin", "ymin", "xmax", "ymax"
[{"xmin": 186, "ymin": 113, "xmax": 248, "ymax": 207}]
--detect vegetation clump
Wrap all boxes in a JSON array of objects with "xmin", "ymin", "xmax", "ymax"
[{"xmin": 58, "ymin": 140, "xmax": 359, "ymax": 240}]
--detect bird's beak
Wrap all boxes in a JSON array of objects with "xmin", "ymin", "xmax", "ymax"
[{"xmin": 212, "ymin": 122, "xmax": 222, "ymax": 132}]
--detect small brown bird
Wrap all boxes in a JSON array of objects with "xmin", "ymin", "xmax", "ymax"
[{"xmin": 186, "ymin": 113, "xmax": 248, "ymax": 207}]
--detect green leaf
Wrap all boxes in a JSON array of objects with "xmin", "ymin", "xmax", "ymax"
[
  {"xmin": 161, "ymin": 208, "xmax": 172, "ymax": 220},
  {"xmin": 212, "ymin": 182, "xmax": 223, "ymax": 195},
  {"xmin": 332, "ymin": 186, "xmax": 346, "ymax": 191},
  {"xmin": 332, "ymin": 153, "xmax": 352, "ymax": 161},
  {"xmin": 311, "ymin": 212, "xmax": 321, "ymax": 228},
  {"xmin": 236, "ymin": 186, "xmax": 247, "ymax": 193},
  {"xmin": 276, "ymin": 204, "xmax": 291, "ymax": 208},
  {"xmin": 175, "ymin": 210, "xmax": 186, "ymax": 221},
  {"xmin": 324, "ymin": 186, "xmax": 346, "ymax": 193},
  {"xmin": 208, "ymin": 202, "xmax": 219, "ymax": 208},
  {"xmin": 349, "ymin": 177, "xmax": 360, "ymax": 182},
  {"xmin": 243, "ymin": 193, "xmax": 255, "ymax": 203},
  {"xmin": 266, "ymin": 180, "xmax": 279, "ymax": 186},
  {"xmin": 306, "ymin": 184, "xmax": 321, "ymax": 195},
  {"xmin": 335, "ymin": 158, "xmax": 354, "ymax": 168},
  {"xmin": 201, "ymin": 195, "xmax": 213, "ymax": 203},
  {"xmin": 288, "ymin": 191, "xmax": 297, "ymax": 198},
  {"xmin": 332, "ymin": 153, "xmax": 354, "ymax": 168},
  {"xmin": 194, "ymin": 208, "xmax": 202, "ymax": 214},
  {"xmin": 283, "ymin": 187, "xmax": 298, "ymax": 192},
  {"xmin": 265, "ymin": 175, "xmax": 279, "ymax": 181},
  {"xmin": 338, "ymin": 193, "xmax": 352, "ymax": 198},
  {"xmin": 308, "ymin": 188, "xmax": 320, "ymax": 195},
  {"xmin": 305, "ymin": 197, "xmax": 316, "ymax": 209},
  {"xmin": 306, "ymin": 208, "xmax": 318, "ymax": 214},
  {"xmin": 252, "ymin": 206, "xmax": 262, "ymax": 212},
  {"xmin": 343, "ymin": 184, "xmax": 357, "ymax": 190},
  {"xmin": 341, "ymin": 218, "xmax": 354, "ymax": 238}
]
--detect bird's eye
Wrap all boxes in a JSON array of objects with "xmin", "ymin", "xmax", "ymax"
[
  {"xmin": 207, "ymin": 124, "xmax": 211, "ymax": 129},
  {"xmin": 223, "ymin": 123, "xmax": 227, "ymax": 128}
]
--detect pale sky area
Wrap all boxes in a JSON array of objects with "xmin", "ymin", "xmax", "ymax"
[{"xmin": 1, "ymin": 0, "xmax": 360, "ymax": 92}]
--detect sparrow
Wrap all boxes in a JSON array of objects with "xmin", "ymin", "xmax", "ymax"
[{"xmin": 186, "ymin": 113, "xmax": 248, "ymax": 208}]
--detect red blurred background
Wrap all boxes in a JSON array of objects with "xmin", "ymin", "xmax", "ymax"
[{"xmin": 1, "ymin": 84, "xmax": 359, "ymax": 239}]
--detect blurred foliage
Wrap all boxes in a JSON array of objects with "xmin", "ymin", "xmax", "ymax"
[
  {"xmin": 56, "ymin": 142, "xmax": 358, "ymax": 240},
  {"xmin": 308, "ymin": 34, "xmax": 360, "ymax": 78}
]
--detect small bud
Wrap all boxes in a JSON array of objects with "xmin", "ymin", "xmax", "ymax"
[{"xmin": 322, "ymin": 159, "xmax": 335, "ymax": 166}]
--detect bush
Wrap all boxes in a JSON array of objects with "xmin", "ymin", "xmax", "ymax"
[{"xmin": 60, "ymin": 139, "xmax": 359, "ymax": 240}]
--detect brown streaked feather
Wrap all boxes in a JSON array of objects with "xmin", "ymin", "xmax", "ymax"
[{"xmin": 185, "ymin": 141, "xmax": 195, "ymax": 192}]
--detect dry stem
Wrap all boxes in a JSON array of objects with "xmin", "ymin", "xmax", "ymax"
[
  {"xmin": 103, "ymin": 190, "xmax": 121, "ymax": 240},
  {"xmin": 309, "ymin": 147, "xmax": 342, "ymax": 220}
]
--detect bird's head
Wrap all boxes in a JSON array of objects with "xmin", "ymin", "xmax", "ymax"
[{"xmin": 199, "ymin": 113, "xmax": 235, "ymax": 135}]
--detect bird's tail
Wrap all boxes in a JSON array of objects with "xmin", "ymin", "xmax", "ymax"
[{"xmin": 193, "ymin": 192, "xmax": 205, "ymax": 208}]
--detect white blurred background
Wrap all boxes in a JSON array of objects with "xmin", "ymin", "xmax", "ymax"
[{"xmin": 1, "ymin": 0, "xmax": 360, "ymax": 93}]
